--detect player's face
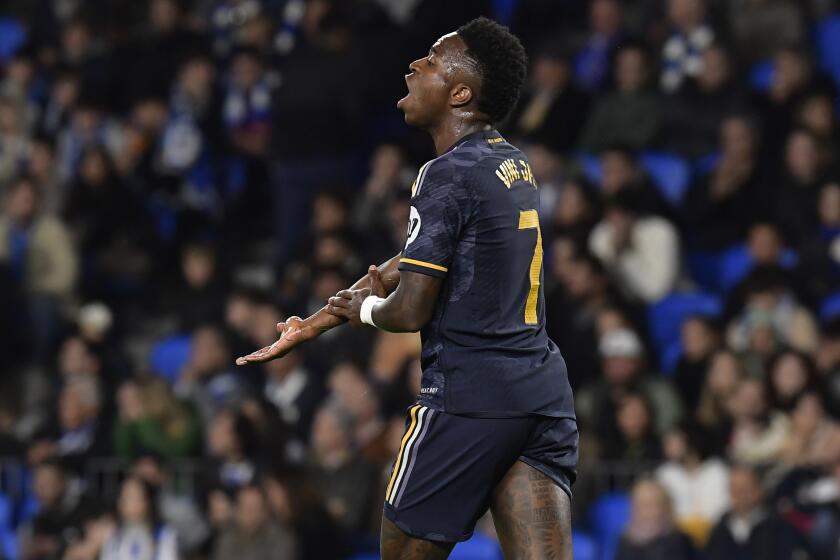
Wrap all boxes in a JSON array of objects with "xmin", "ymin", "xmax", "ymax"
[{"xmin": 398, "ymin": 33, "xmax": 467, "ymax": 127}]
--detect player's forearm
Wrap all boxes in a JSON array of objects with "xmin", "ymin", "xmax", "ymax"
[
  {"xmin": 369, "ymin": 271, "xmax": 441, "ymax": 333},
  {"xmin": 303, "ymin": 253, "xmax": 402, "ymax": 333}
]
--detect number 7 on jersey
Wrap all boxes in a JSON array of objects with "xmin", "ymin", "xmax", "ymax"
[{"xmin": 518, "ymin": 209, "xmax": 542, "ymax": 325}]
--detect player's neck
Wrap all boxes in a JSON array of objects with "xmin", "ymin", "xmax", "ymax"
[{"xmin": 428, "ymin": 117, "xmax": 492, "ymax": 156}]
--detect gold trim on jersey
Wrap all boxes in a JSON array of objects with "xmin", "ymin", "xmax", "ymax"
[{"xmin": 399, "ymin": 258, "xmax": 448, "ymax": 273}]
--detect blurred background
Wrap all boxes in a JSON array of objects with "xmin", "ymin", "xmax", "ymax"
[{"xmin": 0, "ymin": 0, "xmax": 840, "ymax": 559}]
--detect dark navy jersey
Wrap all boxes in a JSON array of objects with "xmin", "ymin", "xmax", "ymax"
[{"xmin": 398, "ymin": 129, "xmax": 575, "ymax": 419}]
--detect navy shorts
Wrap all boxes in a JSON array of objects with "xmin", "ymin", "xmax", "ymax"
[{"xmin": 382, "ymin": 404, "xmax": 579, "ymax": 543}]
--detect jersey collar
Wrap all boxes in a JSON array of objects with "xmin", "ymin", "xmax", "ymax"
[{"xmin": 443, "ymin": 128, "xmax": 503, "ymax": 154}]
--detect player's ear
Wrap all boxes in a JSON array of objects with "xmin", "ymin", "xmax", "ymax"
[{"xmin": 450, "ymin": 83, "xmax": 473, "ymax": 108}]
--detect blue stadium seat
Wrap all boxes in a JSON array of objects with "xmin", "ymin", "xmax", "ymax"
[
  {"xmin": 647, "ymin": 292, "xmax": 723, "ymax": 359},
  {"xmin": 451, "ymin": 532, "xmax": 503, "ymax": 560},
  {"xmin": 17, "ymin": 494, "xmax": 38, "ymax": 526},
  {"xmin": 717, "ymin": 245, "xmax": 798, "ymax": 293},
  {"xmin": 0, "ymin": 494, "xmax": 17, "ymax": 560},
  {"xmin": 577, "ymin": 152, "xmax": 603, "ymax": 186},
  {"xmin": 686, "ymin": 250, "xmax": 721, "ymax": 292},
  {"xmin": 573, "ymin": 530, "xmax": 598, "ymax": 560},
  {"xmin": 0, "ymin": 18, "xmax": 26, "ymax": 63},
  {"xmin": 817, "ymin": 14, "xmax": 840, "ymax": 87},
  {"xmin": 660, "ymin": 340, "xmax": 683, "ymax": 375},
  {"xmin": 816, "ymin": 14, "xmax": 840, "ymax": 115},
  {"xmin": 589, "ymin": 492, "xmax": 631, "ymax": 560},
  {"xmin": 693, "ymin": 153, "xmax": 721, "ymax": 177},
  {"xmin": 820, "ymin": 292, "xmax": 840, "ymax": 322},
  {"xmin": 150, "ymin": 334, "xmax": 192, "ymax": 383},
  {"xmin": 749, "ymin": 60, "xmax": 774, "ymax": 91},
  {"xmin": 639, "ymin": 152, "xmax": 692, "ymax": 206}
]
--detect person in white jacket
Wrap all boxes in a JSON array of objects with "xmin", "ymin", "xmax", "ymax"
[{"xmin": 589, "ymin": 189, "xmax": 680, "ymax": 303}]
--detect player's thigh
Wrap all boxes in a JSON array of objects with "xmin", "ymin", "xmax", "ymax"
[
  {"xmin": 490, "ymin": 460, "xmax": 573, "ymax": 560},
  {"xmin": 380, "ymin": 517, "xmax": 455, "ymax": 560}
]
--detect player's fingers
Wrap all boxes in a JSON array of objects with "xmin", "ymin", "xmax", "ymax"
[
  {"xmin": 275, "ymin": 322, "xmax": 286, "ymax": 334},
  {"xmin": 335, "ymin": 290, "xmax": 354, "ymax": 299},
  {"xmin": 328, "ymin": 297, "xmax": 351, "ymax": 309},
  {"xmin": 326, "ymin": 303, "xmax": 349, "ymax": 317}
]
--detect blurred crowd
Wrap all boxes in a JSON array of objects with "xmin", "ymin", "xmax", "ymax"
[{"xmin": 2, "ymin": 0, "xmax": 840, "ymax": 559}]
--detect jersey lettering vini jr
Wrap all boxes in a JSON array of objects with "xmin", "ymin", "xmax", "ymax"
[{"xmin": 397, "ymin": 129, "xmax": 575, "ymax": 419}]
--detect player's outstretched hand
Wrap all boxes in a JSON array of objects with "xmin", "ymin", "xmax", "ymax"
[{"xmin": 235, "ymin": 316, "xmax": 307, "ymax": 365}]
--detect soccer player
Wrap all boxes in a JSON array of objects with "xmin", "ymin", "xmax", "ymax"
[{"xmin": 237, "ymin": 17, "xmax": 578, "ymax": 559}]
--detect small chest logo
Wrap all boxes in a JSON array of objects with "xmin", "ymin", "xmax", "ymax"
[{"xmin": 405, "ymin": 206, "xmax": 421, "ymax": 247}]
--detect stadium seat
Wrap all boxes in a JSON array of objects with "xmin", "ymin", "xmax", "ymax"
[
  {"xmin": 817, "ymin": 14, "xmax": 840, "ymax": 87},
  {"xmin": 0, "ymin": 18, "xmax": 25, "ymax": 63},
  {"xmin": 577, "ymin": 152, "xmax": 603, "ymax": 186},
  {"xmin": 820, "ymin": 292, "xmax": 840, "ymax": 322},
  {"xmin": 573, "ymin": 530, "xmax": 598, "ymax": 560},
  {"xmin": 150, "ymin": 334, "xmax": 192, "ymax": 383},
  {"xmin": 660, "ymin": 340, "xmax": 684, "ymax": 375},
  {"xmin": 17, "ymin": 494, "xmax": 38, "ymax": 526},
  {"xmin": 717, "ymin": 245, "xmax": 798, "ymax": 293},
  {"xmin": 693, "ymin": 153, "xmax": 720, "ymax": 177},
  {"xmin": 0, "ymin": 494, "xmax": 17, "ymax": 560},
  {"xmin": 647, "ymin": 292, "xmax": 723, "ymax": 359},
  {"xmin": 589, "ymin": 492, "xmax": 631, "ymax": 560},
  {"xmin": 451, "ymin": 532, "xmax": 503, "ymax": 560},
  {"xmin": 638, "ymin": 152, "xmax": 692, "ymax": 206},
  {"xmin": 686, "ymin": 250, "xmax": 721, "ymax": 293},
  {"xmin": 749, "ymin": 60, "xmax": 774, "ymax": 91}
]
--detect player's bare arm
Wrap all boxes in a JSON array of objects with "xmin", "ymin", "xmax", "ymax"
[
  {"xmin": 325, "ymin": 269, "xmax": 441, "ymax": 332},
  {"xmin": 234, "ymin": 252, "xmax": 402, "ymax": 365}
]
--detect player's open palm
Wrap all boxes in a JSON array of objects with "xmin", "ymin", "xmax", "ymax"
[{"xmin": 235, "ymin": 316, "xmax": 306, "ymax": 365}]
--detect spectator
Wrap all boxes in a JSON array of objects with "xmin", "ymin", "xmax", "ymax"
[
  {"xmin": 660, "ymin": 0, "xmax": 714, "ymax": 92},
  {"xmin": 100, "ymin": 476, "xmax": 178, "ymax": 560},
  {"xmin": 777, "ymin": 392, "xmax": 840, "ymax": 469},
  {"xmin": 306, "ymin": 402, "xmax": 377, "ymax": 534},
  {"xmin": 656, "ymin": 425, "xmax": 729, "ymax": 546},
  {"xmin": 616, "ymin": 478, "xmax": 696, "ymax": 560},
  {"xmin": 18, "ymin": 460, "xmax": 93, "ymax": 560},
  {"xmin": 694, "ymin": 350, "xmax": 742, "ymax": 455},
  {"xmin": 577, "ymin": 328, "xmax": 683, "ymax": 441},
  {"xmin": 773, "ymin": 129, "xmax": 832, "ymax": 246},
  {"xmin": 662, "ymin": 46, "xmax": 747, "ymax": 159},
  {"xmin": 113, "ymin": 378, "xmax": 199, "ymax": 460},
  {"xmin": 705, "ymin": 464, "xmax": 804, "ymax": 559},
  {"xmin": 573, "ymin": 0, "xmax": 625, "ymax": 93},
  {"xmin": 506, "ymin": 42, "xmax": 589, "ymax": 153},
  {"xmin": 726, "ymin": 265, "xmax": 819, "ymax": 358},
  {"xmin": 131, "ymin": 454, "xmax": 210, "ymax": 554},
  {"xmin": 601, "ymin": 392, "xmax": 662, "ymax": 462},
  {"xmin": 726, "ymin": 377, "xmax": 789, "ymax": 465},
  {"xmin": 597, "ymin": 147, "xmax": 670, "ymax": 217},
  {"xmin": 62, "ymin": 145, "xmax": 152, "ymax": 302},
  {"xmin": 589, "ymin": 189, "xmax": 681, "ymax": 303},
  {"xmin": 175, "ymin": 325, "xmax": 252, "ymax": 426},
  {"xmin": 683, "ymin": 115, "xmax": 766, "ymax": 250},
  {"xmin": 766, "ymin": 351, "xmax": 819, "ymax": 412},
  {"xmin": 263, "ymin": 469, "xmax": 348, "ymax": 560},
  {"xmin": 28, "ymin": 376, "xmax": 108, "ymax": 474},
  {"xmin": 0, "ymin": 175, "xmax": 78, "ymax": 359},
  {"xmin": 726, "ymin": 0, "xmax": 806, "ymax": 66},
  {"xmin": 168, "ymin": 242, "xmax": 227, "ymax": 331},
  {"xmin": 0, "ymin": 95, "xmax": 30, "ymax": 183},
  {"xmin": 263, "ymin": 349, "xmax": 324, "ymax": 441},
  {"xmin": 674, "ymin": 316, "xmax": 721, "ymax": 412},
  {"xmin": 205, "ymin": 409, "xmax": 260, "ymax": 495},
  {"xmin": 580, "ymin": 43, "xmax": 662, "ymax": 152},
  {"xmin": 212, "ymin": 485, "xmax": 297, "ymax": 560}
]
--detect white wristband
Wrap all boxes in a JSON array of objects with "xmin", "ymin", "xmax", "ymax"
[{"xmin": 360, "ymin": 296, "xmax": 385, "ymax": 327}]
